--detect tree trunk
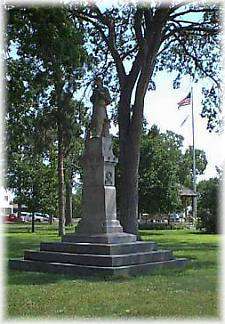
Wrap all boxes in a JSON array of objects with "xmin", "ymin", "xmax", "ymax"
[
  {"xmin": 65, "ymin": 170, "xmax": 73, "ymax": 226},
  {"xmin": 17, "ymin": 201, "xmax": 22, "ymax": 218},
  {"xmin": 17, "ymin": 186, "xmax": 22, "ymax": 217},
  {"xmin": 57, "ymin": 123, "xmax": 65, "ymax": 236},
  {"xmin": 118, "ymin": 90, "xmax": 142, "ymax": 235},
  {"xmin": 119, "ymin": 146, "xmax": 139, "ymax": 234},
  {"xmin": 117, "ymin": 38, "xmax": 161, "ymax": 235},
  {"xmin": 31, "ymin": 210, "xmax": 35, "ymax": 233}
]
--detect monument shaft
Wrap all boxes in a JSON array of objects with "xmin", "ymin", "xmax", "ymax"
[{"xmin": 62, "ymin": 136, "xmax": 136, "ymax": 243}]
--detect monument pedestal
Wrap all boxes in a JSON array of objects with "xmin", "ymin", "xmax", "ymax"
[
  {"xmin": 9, "ymin": 136, "xmax": 188, "ymax": 276},
  {"xmin": 63, "ymin": 136, "xmax": 136, "ymax": 244}
]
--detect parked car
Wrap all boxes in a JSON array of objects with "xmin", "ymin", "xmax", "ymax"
[
  {"xmin": 32, "ymin": 212, "xmax": 58, "ymax": 223},
  {"xmin": 42, "ymin": 214, "xmax": 58, "ymax": 223},
  {"xmin": 16, "ymin": 211, "xmax": 58, "ymax": 223},
  {"xmin": 4, "ymin": 214, "xmax": 16, "ymax": 223},
  {"xmin": 169, "ymin": 212, "xmax": 184, "ymax": 223},
  {"xmin": 33, "ymin": 212, "xmax": 46, "ymax": 222},
  {"xmin": 4, "ymin": 213, "xmax": 23, "ymax": 223},
  {"xmin": 18, "ymin": 212, "xmax": 45, "ymax": 222},
  {"xmin": 20, "ymin": 212, "xmax": 32, "ymax": 222}
]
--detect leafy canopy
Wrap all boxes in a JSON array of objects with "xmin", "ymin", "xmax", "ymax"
[
  {"xmin": 138, "ymin": 125, "xmax": 207, "ymax": 215},
  {"xmin": 70, "ymin": 2, "xmax": 222, "ymax": 131}
]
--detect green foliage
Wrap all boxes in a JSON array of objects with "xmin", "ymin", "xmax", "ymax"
[
  {"xmin": 178, "ymin": 147, "xmax": 208, "ymax": 188},
  {"xmin": 139, "ymin": 128, "xmax": 183, "ymax": 214},
  {"xmin": 197, "ymin": 176, "xmax": 220, "ymax": 233},
  {"xmin": 138, "ymin": 125, "xmax": 207, "ymax": 215}
]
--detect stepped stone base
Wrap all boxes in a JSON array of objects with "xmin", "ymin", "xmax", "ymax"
[
  {"xmin": 9, "ymin": 240, "xmax": 188, "ymax": 277},
  {"xmin": 62, "ymin": 232, "xmax": 136, "ymax": 244}
]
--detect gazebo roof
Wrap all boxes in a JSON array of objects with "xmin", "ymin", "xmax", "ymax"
[{"xmin": 179, "ymin": 186, "xmax": 197, "ymax": 197}]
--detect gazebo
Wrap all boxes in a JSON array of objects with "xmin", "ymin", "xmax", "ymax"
[{"xmin": 179, "ymin": 186, "xmax": 197, "ymax": 222}]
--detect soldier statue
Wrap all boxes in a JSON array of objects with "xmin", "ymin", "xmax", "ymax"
[{"xmin": 89, "ymin": 77, "xmax": 111, "ymax": 138}]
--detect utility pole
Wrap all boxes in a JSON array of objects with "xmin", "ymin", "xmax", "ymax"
[{"xmin": 191, "ymin": 85, "xmax": 197, "ymax": 220}]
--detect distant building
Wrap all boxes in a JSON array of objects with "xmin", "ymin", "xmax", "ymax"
[{"xmin": 0, "ymin": 187, "xmax": 14, "ymax": 216}]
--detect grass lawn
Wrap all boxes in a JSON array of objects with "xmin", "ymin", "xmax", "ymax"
[{"xmin": 5, "ymin": 223, "xmax": 220, "ymax": 320}]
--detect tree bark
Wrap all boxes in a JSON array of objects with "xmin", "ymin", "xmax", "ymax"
[
  {"xmin": 118, "ymin": 107, "xmax": 142, "ymax": 234},
  {"xmin": 31, "ymin": 210, "xmax": 35, "ymax": 233},
  {"xmin": 118, "ymin": 88, "xmax": 142, "ymax": 235},
  {"xmin": 117, "ymin": 50, "xmax": 158, "ymax": 235},
  {"xmin": 17, "ymin": 201, "xmax": 22, "ymax": 218},
  {"xmin": 65, "ymin": 169, "xmax": 73, "ymax": 226},
  {"xmin": 57, "ymin": 123, "xmax": 65, "ymax": 236},
  {"xmin": 119, "ymin": 140, "xmax": 140, "ymax": 234},
  {"xmin": 17, "ymin": 186, "xmax": 22, "ymax": 218},
  {"xmin": 117, "ymin": 21, "xmax": 164, "ymax": 235}
]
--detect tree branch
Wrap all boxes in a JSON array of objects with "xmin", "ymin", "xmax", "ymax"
[
  {"xmin": 162, "ymin": 24, "xmax": 220, "ymax": 42},
  {"xmin": 70, "ymin": 8, "xmax": 126, "ymax": 83},
  {"xmin": 93, "ymin": 7, "xmax": 127, "ymax": 83},
  {"xmin": 170, "ymin": 7, "xmax": 216, "ymax": 20},
  {"xmin": 143, "ymin": 7, "xmax": 153, "ymax": 33},
  {"xmin": 168, "ymin": 2, "xmax": 190, "ymax": 14},
  {"xmin": 131, "ymin": 8, "xmax": 171, "ymax": 130},
  {"xmin": 173, "ymin": 19, "xmax": 217, "ymax": 25},
  {"xmin": 121, "ymin": 45, "xmax": 138, "ymax": 60},
  {"xmin": 157, "ymin": 37, "xmax": 178, "ymax": 57},
  {"xmin": 127, "ymin": 50, "xmax": 143, "ymax": 90},
  {"xmin": 134, "ymin": 7, "xmax": 144, "ymax": 48},
  {"xmin": 174, "ymin": 34, "xmax": 221, "ymax": 89}
]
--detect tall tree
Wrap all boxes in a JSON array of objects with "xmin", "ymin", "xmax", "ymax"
[
  {"xmin": 71, "ymin": 3, "xmax": 222, "ymax": 234},
  {"xmin": 6, "ymin": 6, "xmax": 89, "ymax": 235}
]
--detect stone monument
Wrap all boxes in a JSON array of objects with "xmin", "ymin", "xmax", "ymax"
[
  {"xmin": 63, "ymin": 77, "xmax": 136, "ymax": 244},
  {"xmin": 9, "ymin": 78, "xmax": 188, "ymax": 276}
]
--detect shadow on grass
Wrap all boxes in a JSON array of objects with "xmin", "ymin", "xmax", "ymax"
[
  {"xmin": 189, "ymin": 231, "xmax": 219, "ymax": 235},
  {"xmin": 8, "ymin": 264, "xmax": 193, "ymax": 286},
  {"xmin": 139, "ymin": 231, "xmax": 164, "ymax": 236},
  {"xmin": 6, "ymin": 227, "xmax": 59, "ymax": 234},
  {"xmin": 7, "ymin": 269, "xmax": 127, "ymax": 285},
  {"xmin": 157, "ymin": 243, "xmax": 219, "ymax": 251}
]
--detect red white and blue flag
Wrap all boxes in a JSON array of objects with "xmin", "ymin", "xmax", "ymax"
[{"xmin": 177, "ymin": 92, "xmax": 191, "ymax": 108}]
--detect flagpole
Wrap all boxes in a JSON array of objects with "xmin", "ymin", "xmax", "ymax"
[{"xmin": 191, "ymin": 85, "xmax": 197, "ymax": 221}]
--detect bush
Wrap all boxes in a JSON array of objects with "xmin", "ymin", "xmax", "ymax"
[
  {"xmin": 138, "ymin": 223, "xmax": 172, "ymax": 230},
  {"xmin": 196, "ymin": 209, "xmax": 218, "ymax": 234},
  {"xmin": 197, "ymin": 177, "xmax": 220, "ymax": 234}
]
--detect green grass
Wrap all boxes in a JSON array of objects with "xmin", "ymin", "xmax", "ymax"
[{"xmin": 5, "ymin": 223, "xmax": 220, "ymax": 320}]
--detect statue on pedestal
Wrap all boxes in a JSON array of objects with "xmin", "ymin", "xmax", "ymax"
[
  {"xmin": 61, "ymin": 77, "xmax": 136, "ymax": 243},
  {"xmin": 8, "ymin": 75, "xmax": 188, "ymax": 276},
  {"xmin": 89, "ymin": 77, "xmax": 111, "ymax": 138}
]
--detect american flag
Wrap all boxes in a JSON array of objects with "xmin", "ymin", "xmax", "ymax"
[{"xmin": 177, "ymin": 92, "xmax": 191, "ymax": 108}]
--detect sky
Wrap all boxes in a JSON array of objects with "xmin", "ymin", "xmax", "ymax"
[{"xmin": 142, "ymin": 72, "xmax": 224, "ymax": 181}]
